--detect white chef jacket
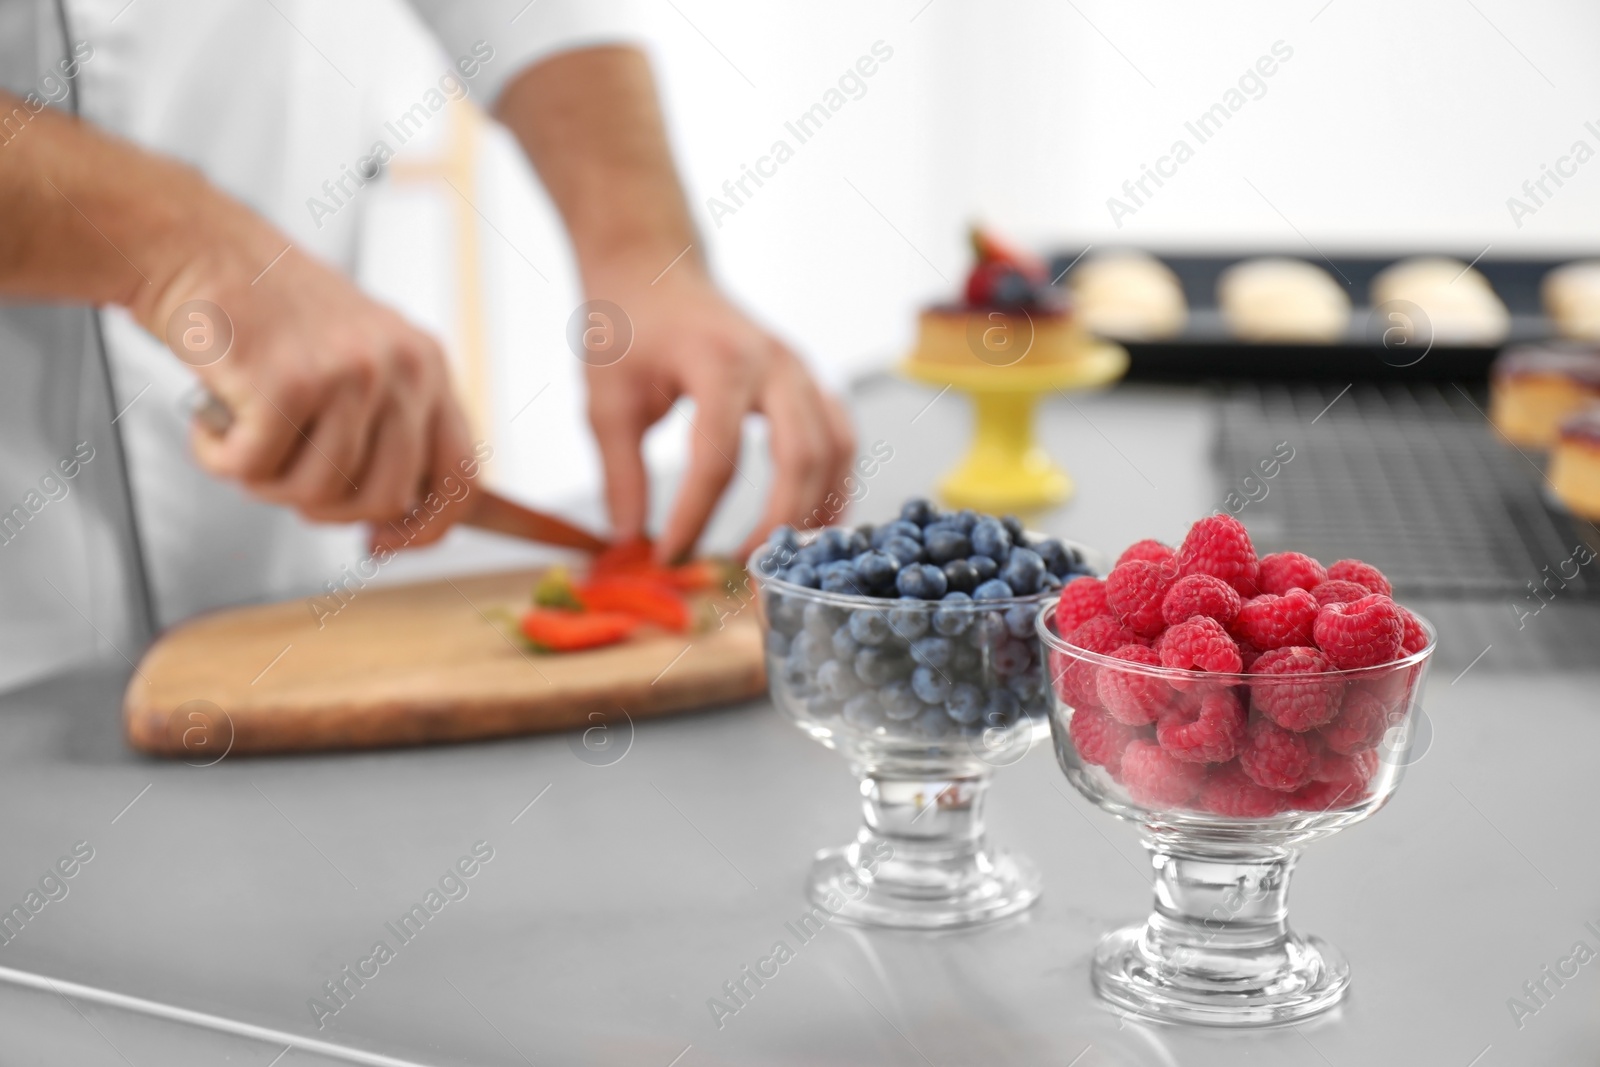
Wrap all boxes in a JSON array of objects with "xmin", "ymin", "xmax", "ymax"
[{"xmin": 0, "ymin": 0, "xmax": 638, "ymax": 691}]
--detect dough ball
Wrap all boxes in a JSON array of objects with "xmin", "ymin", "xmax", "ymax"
[
  {"xmin": 1067, "ymin": 251, "xmax": 1187, "ymax": 340},
  {"xmin": 1218, "ymin": 257, "xmax": 1350, "ymax": 343},
  {"xmin": 1369, "ymin": 257, "xmax": 1509, "ymax": 345},
  {"xmin": 1544, "ymin": 260, "xmax": 1600, "ymax": 341}
]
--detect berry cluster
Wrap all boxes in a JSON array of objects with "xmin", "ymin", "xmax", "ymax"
[
  {"xmin": 757, "ymin": 498, "xmax": 1096, "ymax": 742},
  {"xmin": 1051, "ymin": 515, "xmax": 1430, "ymax": 817},
  {"xmin": 961, "ymin": 226, "xmax": 1063, "ymax": 312}
]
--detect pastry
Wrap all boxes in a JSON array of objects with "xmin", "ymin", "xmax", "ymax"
[
  {"xmin": 1548, "ymin": 405, "xmax": 1600, "ymax": 519},
  {"xmin": 908, "ymin": 227, "xmax": 1088, "ymax": 369},
  {"xmin": 1067, "ymin": 250, "xmax": 1187, "ymax": 340},
  {"xmin": 1217, "ymin": 258, "xmax": 1349, "ymax": 343},
  {"xmin": 1542, "ymin": 260, "xmax": 1600, "ymax": 341},
  {"xmin": 1488, "ymin": 342, "xmax": 1600, "ymax": 448},
  {"xmin": 1369, "ymin": 257, "xmax": 1509, "ymax": 345}
]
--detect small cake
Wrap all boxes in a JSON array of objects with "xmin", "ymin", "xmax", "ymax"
[
  {"xmin": 1488, "ymin": 343, "xmax": 1600, "ymax": 448},
  {"xmin": 1548, "ymin": 406, "xmax": 1600, "ymax": 519},
  {"xmin": 1218, "ymin": 258, "xmax": 1350, "ymax": 343},
  {"xmin": 1369, "ymin": 257, "xmax": 1509, "ymax": 345},
  {"xmin": 1067, "ymin": 250, "xmax": 1187, "ymax": 340},
  {"xmin": 1543, "ymin": 260, "xmax": 1600, "ymax": 341},
  {"xmin": 909, "ymin": 227, "xmax": 1087, "ymax": 369}
]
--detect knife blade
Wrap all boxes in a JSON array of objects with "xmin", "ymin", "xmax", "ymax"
[{"xmin": 191, "ymin": 391, "xmax": 607, "ymax": 553}]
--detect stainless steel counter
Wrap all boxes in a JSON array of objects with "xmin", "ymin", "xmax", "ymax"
[{"xmin": 1, "ymin": 380, "xmax": 1596, "ymax": 1065}]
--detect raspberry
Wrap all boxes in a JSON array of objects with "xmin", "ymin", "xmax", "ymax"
[
  {"xmin": 1119, "ymin": 738, "xmax": 1206, "ymax": 808},
  {"xmin": 1156, "ymin": 689, "xmax": 1246, "ymax": 763},
  {"xmin": 1326, "ymin": 559, "xmax": 1393, "ymax": 598},
  {"xmin": 1116, "ymin": 538, "xmax": 1177, "ymax": 571},
  {"xmin": 1053, "ymin": 616, "xmax": 1138, "ymax": 709},
  {"xmin": 1314, "ymin": 594, "xmax": 1403, "ymax": 669},
  {"xmin": 1295, "ymin": 750, "xmax": 1378, "ymax": 809},
  {"xmin": 1249, "ymin": 646, "xmax": 1343, "ymax": 731},
  {"xmin": 1319, "ymin": 686, "xmax": 1391, "ymax": 754},
  {"xmin": 1309, "ymin": 579, "xmax": 1371, "ymax": 608},
  {"xmin": 1293, "ymin": 779, "xmax": 1364, "ymax": 810},
  {"xmin": 1053, "ymin": 577, "xmax": 1108, "ymax": 635},
  {"xmin": 1256, "ymin": 552, "xmax": 1327, "ymax": 596},
  {"xmin": 1314, "ymin": 747, "xmax": 1378, "ymax": 788},
  {"xmin": 1069, "ymin": 704, "xmax": 1142, "ymax": 776},
  {"xmin": 1238, "ymin": 719, "xmax": 1319, "ymax": 792},
  {"xmin": 1237, "ymin": 641, "xmax": 1265, "ymax": 671},
  {"xmin": 1176, "ymin": 514, "xmax": 1259, "ymax": 596},
  {"xmin": 1198, "ymin": 763, "xmax": 1293, "ymax": 817},
  {"xmin": 1157, "ymin": 617, "xmax": 1243, "ymax": 680},
  {"xmin": 1105, "ymin": 560, "xmax": 1177, "ymax": 639},
  {"xmin": 1396, "ymin": 604, "xmax": 1429, "ymax": 655},
  {"xmin": 1161, "ymin": 573, "xmax": 1242, "ymax": 627},
  {"xmin": 1231, "ymin": 589, "xmax": 1318, "ymax": 650},
  {"xmin": 1096, "ymin": 644, "xmax": 1172, "ymax": 726}
]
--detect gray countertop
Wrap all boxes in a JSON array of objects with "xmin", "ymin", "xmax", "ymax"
[{"xmin": 1, "ymin": 380, "xmax": 1596, "ymax": 1066}]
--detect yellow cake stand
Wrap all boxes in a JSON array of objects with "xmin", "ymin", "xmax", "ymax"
[{"xmin": 900, "ymin": 341, "xmax": 1128, "ymax": 513}]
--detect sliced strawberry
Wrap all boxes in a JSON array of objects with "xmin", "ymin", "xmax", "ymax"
[
  {"xmin": 518, "ymin": 609, "xmax": 638, "ymax": 652},
  {"xmin": 577, "ymin": 576, "xmax": 690, "ymax": 633},
  {"xmin": 969, "ymin": 225, "xmax": 1047, "ymax": 282}
]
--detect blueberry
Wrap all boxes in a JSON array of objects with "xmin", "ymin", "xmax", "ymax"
[
  {"xmin": 831, "ymin": 627, "xmax": 861, "ymax": 662},
  {"xmin": 992, "ymin": 639, "xmax": 1031, "ymax": 676},
  {"xmin": 910, "ymin": 635, "xmax": 954, "ymax": 669},
  {"xmin": 855, "ymin": 645, "xmax": 910, "ymax": 686},
  {"xmin": 880, "ymin": 680, "xmax": 924, "ymax": 720},
  {"xmin": 911, "ymin": 706, "xmax": 953, "ymax": 739},
  {"xmin": 950, "ymin": 642, "xmax": 981, "ymax": 676},
  {"xmin": 970, "ymin": 518, "xmax": 1012, "ymax": 561},
  {"xmin": 949, "ymin": 509, "xmax": 979, "ymax": 534},
  {"xmin": 782, "ymin": 562, "xmax": 819, "ymax": 588},
  {"xmin": 792, "ymin": 630, "xmax": 832, "ymax": 669},
  {"xmin": 871, "ymin": 519, "xmax": 923, "ymax": 548},
  {"xmin": 983, "ymin": 688, "xmax": 1022, "ymax": 726},
  {"xmin": 911, "ymin": 665, "xmax": 952, "ymax": 704},
  {"xmin": 804, "ymin": 601, "xmax": 847, "ymax": 639},
  {"xmin": 765, "ymin": 631, "xmax": 791, "ymax": 659},
  {"xmin": 767, "ymin": 525, "xmax": 799, "ymax": 552},
  {"xmin": 848, "ymin": 609, "xmax": 891, "ymax": 645},
  {"xmin": 923, "ymin": 526, "xmax": 971, "ymax": 565},
  {"xmin": 852, "ymin": 550, "xmax": 899, "ymax": 592},
  {"xmin": 968, "ymin": 554, "xmax": 999, "ymax": 582},
  {"xmin": 821, "ymin": 567, "xmax": 868, "ymax": 596},
  {"xmin": 805, "ymin": 693, "xmax": 837, "ymax": 718},
  {"xmin": 896, "ymin": 563, "xmax": 948, "ymax": 599},
  {"xmin": 1040, "ymin": 572, "xmax": 1064, "ymax": 592},
  {"xmin": 973, "ymin": 578, "xmax": 1015, "ymax": 601},
  {"xmin": 766, "ymin": 591, "xmax": 805, "ymax": 635},
  {"xmin": 882, "ymin": 536, "xmax": 925, "ymax": 568},
  {"xmin": 814, "ymin": 528, "xmax": 850, "ymax": 561},
  {"xmin": 1000, "ymin": 547, "xmax": 1046, "ymax": 596},
  {"xmin": 991, "ymin": 268, "xmax": 1035, "ymax": 309},
  {"xmin": 941, "ymin": 558, "xmax": 980, "ymax": 595},
  {"xmin": 932, "ymin": 593, "xmax": 974, "ymax": 637},
  {"xmin": 945, "ymin": 683, "xmax": 984, "ymax": 724},
  {"xmin": 1007, "ymin": 663, "xmax": 1044, "ymax": 699},
  {"xmin": 780, "ymin": 657, "xmax": 812, "ymax": 693},
  {"xmin": 1004, "ymin": 602, "xmax": 1039, "ymax": 639},
  {"xmin": 818, "ymin": 658, "xmax": 863, "ymax": 700},
  {"xmin": 794, "ymin": 543, "xmax": 829, "ymax": 568},
  {"xmin": 900, "ymin": 498, "xmax": 941, "ymax": 526},
  {"xmin": 887, "ymin": 600, "xmax": 931, "ymax": 640},
  {"xmin": 974, "ymin": 610, "xmax": 1010, "ymax": 649},
  {"xmin": 842, "ymin": 692, "xmax": 884, "ymax": 729},
  {"xmin": 1001, "ymin": 515, "xmax": 1026, "ymax": 544},
  {"xmin": 1032, "ymin": 538, "xmax": 1073, "ymax": 577}
]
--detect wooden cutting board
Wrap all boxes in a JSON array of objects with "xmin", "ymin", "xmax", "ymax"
[{"xmin": 122, "ymin": 567, "xmax": 767, "ymax": 757}]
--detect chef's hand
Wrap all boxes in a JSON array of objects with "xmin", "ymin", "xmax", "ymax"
[
  {"xmin": 583, "ymin": 264, "xmax": 855, "ymax": 563},
  {"xmin": 144, "ymin": 225, "xmax": 474, "ymax": 550}
]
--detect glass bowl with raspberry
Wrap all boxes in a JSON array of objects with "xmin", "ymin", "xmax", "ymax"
[
  {"xmin": 750, "ymin": 500, "xmax": 1104, "ymax": 928},
  {"xmin": 1036, "ymin": 516, "xmax": 1436, "ymax": 1025}
]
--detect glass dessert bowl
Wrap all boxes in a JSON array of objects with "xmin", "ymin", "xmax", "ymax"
[
  {"xmin": 1039, "ymin": 605, "xmax": 1436, "ymax": 1025},
  {"xmin": 750, "ymin": 523, "xmax": 1102, "ymax": 929}
]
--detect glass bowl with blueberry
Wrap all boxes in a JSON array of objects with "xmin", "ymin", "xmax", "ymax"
[{"xmin": 749, "ymin": 497, "xmax": 1103, "ymax": 929}]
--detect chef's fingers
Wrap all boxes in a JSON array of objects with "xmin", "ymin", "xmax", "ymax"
[
  {"xmin": 587, "ymin": 389, "xmax": 651, "ymax": 545},
  {"xmin": 738, "ymin": 356, "xmax": 835, "ymax": 559},
  {"xmin": 655, "ymin": 370, "xmax": 754, "ymax": 564},
  {"xmin": 307, "ymin": 392, "xmax": 424, "ymax": 527},
  {"xmin": 189, "ymin": 380, "xmax": 312, "ymax": 484},
  {"xmin": 253, "ymin": 373, "xmax": 382, "ymax": 510},
  {"xmin": 399, "ymin": 394, "xmax": 476, "ymax": 550}
]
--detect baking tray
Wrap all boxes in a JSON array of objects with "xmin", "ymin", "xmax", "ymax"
[{"xmin": 1048, "ymin": 251, "xmax": 1588, "ymax": 383}]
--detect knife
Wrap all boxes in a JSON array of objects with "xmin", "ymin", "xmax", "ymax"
[{"xmin": 192, "ymin": 392, "xmax": 608, "ymax": 553}]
